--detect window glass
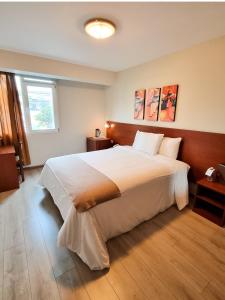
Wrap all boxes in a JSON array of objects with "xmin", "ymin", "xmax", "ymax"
[
  {"xmin": 26, "ymin": 85, "xmax": 55, "ymax": 130},
  {"xmin": 15, "ymin": 76, "xmax": 59, "ymax": 133}
]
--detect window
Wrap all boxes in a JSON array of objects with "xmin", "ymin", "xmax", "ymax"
[{"xmin": 16, "ymin": 76, "xmax": 59, "ymax": 133}]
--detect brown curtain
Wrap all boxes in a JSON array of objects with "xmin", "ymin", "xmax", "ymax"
[{"xmin": 0, "ymin": 72, "xmax": 31, "ymax": 165}]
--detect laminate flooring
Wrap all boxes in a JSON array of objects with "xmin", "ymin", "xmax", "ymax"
[{"xmin": 0, "ymin": 168, "xmax": 224, "ymax": 300}]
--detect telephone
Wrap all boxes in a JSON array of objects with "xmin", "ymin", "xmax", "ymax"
[{"xmin": 205, "ymin": 167, "xmax": 216, "ymax": 181}]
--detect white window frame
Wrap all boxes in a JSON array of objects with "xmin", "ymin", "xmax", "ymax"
[{"xmin": 21, "ymin": 77, "xmax": 59, "ymax": 134}]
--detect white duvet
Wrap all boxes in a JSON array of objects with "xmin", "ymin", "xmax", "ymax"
[{"xmin": 40, "ymin": 146, "xmax": 189, "ymax": 270}]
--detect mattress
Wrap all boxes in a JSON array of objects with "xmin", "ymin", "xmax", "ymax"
[{"xmin": 39, "ymin": 146, "xmax": 189, "ymax": 270}]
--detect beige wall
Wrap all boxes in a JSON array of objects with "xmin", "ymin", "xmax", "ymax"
[
  {"xmin": 27, "ymin": 80, "xmax": 106, "ymax": 165},
  {"xmin": 106, "ymin": 35, "xmax": 225, "ymax": 134},
  {"xmin": 0, "ymin": 49, "xmax": 111, "ymax": 165},
  {"xmin": 0, "ymin": 49, "xmax": 115, "ymax": 86},
  {"xmin": 2, "ymin": 35, "xmax": 225, "ymax": 166}
]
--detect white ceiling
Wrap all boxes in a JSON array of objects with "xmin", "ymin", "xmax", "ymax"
[{"xmin": 1, "ymin": 2, "xmax": 225, "ymax": 71}]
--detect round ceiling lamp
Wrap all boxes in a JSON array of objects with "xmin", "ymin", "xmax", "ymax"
[{"xmin": 84, "ymin": 18, "xmax": 116, "ymax": 39}]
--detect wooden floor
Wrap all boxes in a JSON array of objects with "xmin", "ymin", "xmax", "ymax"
[{"xmin": 0, "ymin": 168, "xmax": 225, "ymax": 300}]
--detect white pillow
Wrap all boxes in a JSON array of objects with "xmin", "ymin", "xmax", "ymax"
[
  {"xmin": 132, "ymin": 130, "xmax": 142, "ymax": 148},
  {"xmin": 133, "ymin": 130, "xmax": 164, "ymax": 156},
  {"xmin": 159, "ymin": 137, "xmax": 182, "ymax": 159}
]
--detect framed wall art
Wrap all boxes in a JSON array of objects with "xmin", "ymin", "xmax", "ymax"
[
  {"xmin": 144, "ymin": 88, "xmax": 161, "ymax": 121},
  {"xmin": 134, "ymin": 89, "xmax": 146, "ymax": 120},
  {"xmin": 159, "ymin": 85, "xmax": 178, "ymax": 122}
]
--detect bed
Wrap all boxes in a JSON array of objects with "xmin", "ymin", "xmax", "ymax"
[{"xmin": 39, "ymin": 145, "xmax": 189, "ymax": 270}]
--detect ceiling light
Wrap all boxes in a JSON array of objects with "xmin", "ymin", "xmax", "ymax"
[{"xmin": 84, "ymin": 18, "xmax": 116, "ymax": 39}]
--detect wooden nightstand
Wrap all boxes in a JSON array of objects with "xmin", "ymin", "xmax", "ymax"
[
  {"xmin": 193, "ymin": 178, "xmax": 225, "ymax": 226},
  {"xmin": 86, "ymin": 137, "xmax": 113, "ymax": 152}
]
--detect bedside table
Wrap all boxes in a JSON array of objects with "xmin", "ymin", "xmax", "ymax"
[
  {"xmin": 86, "ymin": 137, "xmax": 113, "ymax": 152},
  {"xmin": 193, "ymin": 178, "xmax": 225, "ymax": 226}
]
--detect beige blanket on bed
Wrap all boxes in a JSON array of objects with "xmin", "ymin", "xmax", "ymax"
[{"xmin": 72, "ymin": 157, "xmax": 121, "ymax": 212}]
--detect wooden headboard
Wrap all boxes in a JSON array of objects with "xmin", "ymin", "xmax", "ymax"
[{"xmin": 106, "ymin": 121, "xmax": 225, "ymax": 182}]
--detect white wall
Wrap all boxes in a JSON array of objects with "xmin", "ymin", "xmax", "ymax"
[
  {"xmin": 27, "ymin": 80, "xmax": 106, "ymax": 166},
  {"xmin": 106, "ymin": 35, "xmax": 225, "ymax": 134}
]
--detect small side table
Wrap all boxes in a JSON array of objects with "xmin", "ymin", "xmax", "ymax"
[
  {"xmin": 86, "ymin": 137, "xmax": 113, "ymax": 152},
  {"xmin": 193, "ymin": 178, "xmax": 225, "ymax": 226}
]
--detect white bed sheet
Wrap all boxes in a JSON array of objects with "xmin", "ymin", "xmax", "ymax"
[{"xmin": 40, "ymin": 146, "xmax": 189, "ymax": 270}]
